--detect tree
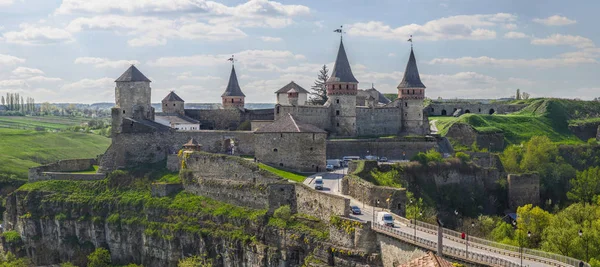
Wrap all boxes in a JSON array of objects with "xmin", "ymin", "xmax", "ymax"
[
  {"xmin": 178, "ymin": 255, "xmax": 213, "ymax": 267},
  {"xmin": 500, "ymin": 145, "xmax": 522, "ymax": 173},
  {"xmin": 87, "ymin": 247, "xmax": 111, "ymax": 267},
  {"xmin": 516, "ymin": 89, "xmax": 521, "ymax": 100},
  {"xmin": 567, "ymin": 167, "xmax": 600, "ymax": 204},
  {"xmin": 521, "ymin": 92, "xmax": 530, "ymax": 100},
  {"xmin": 1, "ymin": 96, "xmax": 4, "ymax": 107},
  {"xmin": 309, "ymin": 65, "xmax": 329, "ymax": 105},
  {"xmin": 520, "ymin": 136, "xmax": 558, "ymax": 172},
  {"xmin": 517, "ymin": 204, "xmax": 553, "ymax": 247}
]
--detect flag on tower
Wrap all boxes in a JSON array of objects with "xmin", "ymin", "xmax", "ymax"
[
  {"xmin": 227, "ymin": 55, "xmax": 234, "ymax": 62},
  {"xmin": 334, "ymin": 28, "xmax": 342, "ymax": 33},
  {"xmin": 407, "ymin": 35, "xmax": 413, "ymax": 43}
]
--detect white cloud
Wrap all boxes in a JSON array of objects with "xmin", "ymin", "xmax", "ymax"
[
  {"xmin": 0, "ymin": 79, "xmax": 28, "ymax": 88},
  {"xmin": 558, "ymin": 48, "xmax": 600, "ymax": 59},
  {"xmin": 260, "ymin": 36, "xmax": 282, "ymax": 42},
  {"xmin": 176, "ymin": 72, "xmax": 221, "ymax": 81},
  {"xmin": 27, "ymin": 76, "xmax": 63, "ymax": 83},
  {"xmin": 503, "ymin": 23, "xmax": 517, "ymax": 30},
  {"xmin": 429, "ymin": 56, "xmax": 597, "ymax": 68},
  {"xmin": 3, "ymin": 23, "xmax": 75, "ymax": 45},
  {"xmin": 388, "ymin": 53, "xmax": 396, "ymax": 57},
  {"xmin": 11, "ymin": 67, "xmax": 44, "ymax": 77},
  {"xmin": 67, "ymin": 15, "xmax": 247, "ymax": 46},
  {"xmin": 533, "ymin": 15, "xmax": 576, "ymax": 26},
  {"xmin": 0, "ymin": 54, "xmax": 26, "ymax": 66},
  {"xmin": 347, "ymin": 13, "xmax": 516, "ymax": 41},
  {"xmin": 148, "ymin": 50, "xmax": 305, "ymax": 69},
  {"xmin": 531, "ymin": 34, "xmax": 595, "ymax": 49},
  {"xmin": 503, "ymin": 31, "xmax": 528, "ymax": 39},
  {"xmin": 61, "ymin": 77, "xmax": 114, "ymax": 92},
  {"xmin": 0, "ymin": 0, "xmax": 15, "ymax": 7},
  {"xmin": 74, "ymin": 57, "xmax": 140, "ymax": 68}
]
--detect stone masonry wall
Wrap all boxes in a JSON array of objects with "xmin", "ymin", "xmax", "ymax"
[
  {"xmin": 568, "ymin": 122, "xmax": 600, "ymax": 141},
  {"xmin": 327, "ymin": 138, "xmax": 438, "ymax": 160},
  {"xmin": 166, "ymin": 154, "xmax": 180, "ymax": 172},
  {"xmin": 29, "ymin": 173, "xmax": 106, "ymax": 183},
  {"xmin": 426, "ymin": 102, "xmax": 527, "ymax": 116},
  {"xmin": 342, "ymin": 176, "xmax": 407, "ymax": 216},
  {"xmin": 356, "ymin": 107, "xmax": 402, "ymax": 136},
  {"xmin": 185, "ymin": 108, "xmax": 243, "ymax": 130},
  {"xmin": 275, "ymin": 105, "xmax": 331, "ymax": 132},
  {"xmin": 295, "ymin": 183, "xmax": 349, "ymax": 222},
  {"xmin": 507, "ymin": 173, "xmax": 540, "ymax": 209},
  {"xmin": 255, "ymin": 132, "xmax": 327, "ymax": 172},
  {"xmin": 377, "ymin": 233, "xmax": 426, "ymax": 267},
  {"xmin": 329, "ymin": 217, "xmax": 377, "ymax": 254},
  {"xmin": 445, "ymin": 123, "xmax": 504, "ymax": 151},
  {"xmin": 28, "ymin": 158, "xmax": 101, "ymax": 182}
]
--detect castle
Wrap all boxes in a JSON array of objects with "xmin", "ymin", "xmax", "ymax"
[{"xmin": 99, "ymin": 38, "xmax": 435, "ymax": 173}]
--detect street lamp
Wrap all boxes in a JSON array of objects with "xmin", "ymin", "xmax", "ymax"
[
  {"xmin": 466, "ymin": 221, "xmax": 475, "ymax": 258},
  {"xmin": 372, "ymin": 199, "xmax": 380, "ymax": 223},
  {"xmin": 517, "ymin": 230, "xmax": 531, "ymax": 267}
]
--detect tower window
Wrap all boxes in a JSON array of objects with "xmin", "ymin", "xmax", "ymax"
[
  {"xmin": 273, "ymin": 148, "xmax": 278, "ymax": 152},
  {"xmin": 346, "ymin": 84, "xmax": 348, "ymax": 89},
  {"xmin": 164, "ymin": 104, "xmax": 167, "ymax": 106},
  {"xmin": 405, "ymin": 102, "xmax": 408, "ymax": 107},
  {"xmin": 231, "ymin": 99, "xmax": 234, "ymax": 103},
  {"xmin": 173, "ymin": 104, "xmax": 175, "ymax": 106},
  {"xmin": 310, "ymin": 147, "xmax": 313, "ymax": 151},
  {"xmin": 336, "ymin": 110, "xmax": 340, "ymax": 116},
  {"xmin": 336, "ymin": 99, "xmax": 339, "ymax": 104},
  {"xmin": 123, "ymin": 110, "xmax": 125, "ymax": 114},
  {"xmin": 336, "ymin": 123, "xmax": 340, "ymax": 127}
]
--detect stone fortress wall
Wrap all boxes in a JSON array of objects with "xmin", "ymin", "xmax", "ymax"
[
  {"xmin": 28, "ymin": 158, "xmax": 106, "ymax": 182},
  {"xmin": 507, "ymin": 173, "xmax": 540, "ymax": 209},
  {"xmin": 356, "ymin": 106, "xmax": 403, "ymax": 136},
  {"xmin": 275, "ymin": 105, "xmax": 331, "ymax": 131},
  {"xmin": 326, "ymin": 137, "xmax": 438, "ymax": 160},
  {"xmin": 426, "ymin": 101, "xmax": 527, "ymax": 116},
  {"xmin": 182, "ymin": 152, "xmax": 349, "ymax": 221},
  {"xmin": 445, "ymin": 123, "xmax": 505, "ymax": 151}
]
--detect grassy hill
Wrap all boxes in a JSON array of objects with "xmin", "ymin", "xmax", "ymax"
[
  {"xmin": 0, "ymin": 116, "xmax": 111, "ymax": 179},
  {"xmin": 432, "ymin": 98, "xmax": 600, "ymax": 145}
]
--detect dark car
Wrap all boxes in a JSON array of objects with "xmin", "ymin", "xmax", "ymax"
[{"xmin": 350, "ymin": 205, "xmax": 361, "ymax": 215}]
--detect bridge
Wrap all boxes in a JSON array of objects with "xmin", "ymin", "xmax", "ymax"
[{"xmin": 305, "ymin": 169, "xmax": 589, "ymax": 267}]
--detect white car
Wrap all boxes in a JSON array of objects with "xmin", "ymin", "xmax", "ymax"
[{"xmin": 326, "ymin": 164, "xmax": 334, "ymax": 171}]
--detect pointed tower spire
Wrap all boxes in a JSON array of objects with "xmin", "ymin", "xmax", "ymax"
[
  {"xmin": 115, "ymin": 65, "xmax": 151, "ymax": 82},
  {"xmin": 222, "ymin": 65, "xmax": 245, "ymax": 109},
  {"xmin": 398, "ymin": 47, "xmax": 426, "ymax": 91},
  {"xmin": 327, "ymin": 39, "xmax": 358, "ymax": 84}
]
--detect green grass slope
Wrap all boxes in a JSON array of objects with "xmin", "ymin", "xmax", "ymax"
[
  {"xmin": 433, "ymin": 98, "xmax": 600, "ymax": 145},
  {"xmin": 0, "ymin": 116, "xmax": 90, "ymax": 130},
  {"xmin": 0, "ymin": 128, "xmax": 110, "ymax": 179}
]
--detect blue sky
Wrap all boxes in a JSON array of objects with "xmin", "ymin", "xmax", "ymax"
[{"xmin": 0, "ymin": 0, "xmax": 598, "ymax": 104}]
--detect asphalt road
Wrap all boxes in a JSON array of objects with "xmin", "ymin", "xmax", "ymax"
[{"xmin": 304, "ymin": 167, "xmax": 548, "ymax": 267}]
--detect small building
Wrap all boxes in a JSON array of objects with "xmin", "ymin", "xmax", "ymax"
[
  {"xmin": 183, "ymin": 138, "xmax": 202, "ymax": 152},
  {"xmin": 275, "ymin": 81, "xmax": 309, "ymax": 106},
  {"xmin": 254, "ymin": 113, "xmax": 327, "ymax": 172},
  {"xmin": 162, "ymin": 91, "xmax": 185, "ymax": 115},
  {"xmin": 155, "ymin": 91, "xmax": 201, "ymax": 130}
]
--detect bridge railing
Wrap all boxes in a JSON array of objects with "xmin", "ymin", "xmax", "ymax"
[
  {"xmin": 372, "ymin": 223, "xmax": 521, "ymax": 267},
  {"xmin": 393, "ymin": 216, "xmax": 589, "ymax": 267}
]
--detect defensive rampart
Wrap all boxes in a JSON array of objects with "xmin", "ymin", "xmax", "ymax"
[
  {"xmin": 327, "ymin": 137, "xmax": 438, "ymax": 160},
  {"xmin": 426, "ymin": 102, "xmax": 527, "ymax": 116},
  {"xmin": 507, "ymin": 173, "xmax": 540, "ymax": 209},
  {"xmin": 28, "ymin": 158, "xmax": 105, "ymax": 182},
  {"xmin": 445, "ymin": 123, "xmax": 504, "ymax": 151}
]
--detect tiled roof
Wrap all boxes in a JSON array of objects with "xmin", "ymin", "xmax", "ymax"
[
  {"xmin": 222, "ymin": 65, "xmax": 246, "ymax": 97},
  {"xmin": 255, "ymin": 113, "xmax": 326, "ymax": 133},
  {"xmin": 184, "ymin": 138, "xmax": 200, "ymax": 146},
  {"xmin": 155, "ymin": 113, "xmax": 200, "ymax": 124},
  {"xmin": 327, "ymin": 39, "xmax": 358, "ymax": 83},
  {"xmin": 115, "ymin": 65, "xmax": 151, "ymax": 82},
  {"xmin": 162, "ymin": 91, "xmax": 184, "ymax": 102},
  {"xmin": 398, "ymin": 252, "xmax": 453, "ymax": 267},
  {"xmin": 397, "ymin": 48, "xmax": 426, "ymax": 89},
  {"xmin": 275, "ymin": 81, "xmax": 309, "ymax": 94}
]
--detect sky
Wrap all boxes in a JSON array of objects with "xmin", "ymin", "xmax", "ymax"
[{"xmin": 0, "ymin": 0, "xmax": 599, "ymax": 104}]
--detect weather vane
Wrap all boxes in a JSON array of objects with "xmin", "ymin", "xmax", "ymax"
[
  {"xmin": 407, "ymin": 35, "xmax": 413, "ymax": 48},
  {"xmin": 333, "ymin": 25, "xmax": 345, "ymax": 40},
  {"xmin": 227, "ymin": 55, "xmax": 236, "ymax": 65}
]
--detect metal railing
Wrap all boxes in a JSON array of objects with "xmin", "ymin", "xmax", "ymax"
[
  {"xmin": 372, "ymin": 223, "xmax": 521, "ymax": 267},
  {"xmin": 392, "ymin": 215, "xmax": 589, "ymax": 267}
]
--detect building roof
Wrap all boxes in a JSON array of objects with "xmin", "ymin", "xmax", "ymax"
[
  {"xmin": 255, "ymin": 113, "xmax": 326, "ymax": 133},
  {"xmin": 365, "ymin": 88, "xmax": 392, "ymax": 104},
  {"xmin": 155, "ymin": 113, "xmax": 200, "ymax": 124},
  {"xmin": 397, "ymin": 48, "xmax": 426, "ymax": 89},
  {"xmin": 275, "ymin": 81, "xmax": 309, "ymax": 94},
  {"xmin": 398, "ymin": 252, "xmax": 453, "ymax": 267},
  {"xmin": 162, "ymin": 91, "xmax": 184, "ymax": 102},
  {"xmin": 327, "ymin": 39, "xmax": 358, "ymax": 83},
  {"xmin": 222, "ymin": 65, "xmax": 246, "ymax": 97},
  {"xmin": 184, "ymin": 138, "xmax": 201, "ymax": 147},
  {"xmin": 115, "ymin": 65, "xmax": 151, "ymax": 82}
]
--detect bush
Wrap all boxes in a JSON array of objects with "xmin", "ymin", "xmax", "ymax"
[
  {"xmin": 412, "ymin": 149, "xmax": 443, "ymax": 165},
  {"xmin": 2, "ymin": 230, "xmax": 21, "ymax": 244},
  {"xmin": 61, "ymin": 263, "xmax": 77, "ymax": 267},
  {"xmin": 411, "ymin": 152, "xmax": 428, "ymax": 165},
  {"xmin": 273, "ymin": 205, "xmax": 291, "ymax": 222},
  {"xmin": 87, "ymin": 248, "xmax": 111, "ymax": 267},
  {"xmin": 588, "ymin": 138, "xmax": 598, "ymax": 145},
  {"xmin": 455, "ymin": 152, "xmax": 471, "ymax": 163},
  {"xmin": 178, "ymin": 255, "xmax": 213, "ymax": 267}
]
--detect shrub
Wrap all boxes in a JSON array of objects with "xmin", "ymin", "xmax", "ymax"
[
  {"xmin": 55, "ymin": 213, "xmax": 67, "ymax": 221},
  {"xmin": 2, "ymin": 230, "xmax": 21, "ymax": 244},
  {"xmin": 455, "ymin": 152, "xmax": 471, "ymax": 163},
  {"xmin": 411, "ymin": 152, "xmax": 428, "ymax": 165},
  {"xmin": 588, "ymin": 138, "xmax": 598, "ymax": 145},
  {"xmin": 61, "ymin": 263, "xmax": 77, "ymax": 267},
  {"xmin": 425, "ymin": 149, "xmax": 443, "ymax": 163},
  {"xmin": 87, "ymin": 248, "xmax": 111, "ymax": 267},
  {"xmin": 273, "ymin": 205, "xmax": 292, "ymax": 222},
  {"xmin": 178, "ymin": 255, "xmax": 213, "ymax": 267}
]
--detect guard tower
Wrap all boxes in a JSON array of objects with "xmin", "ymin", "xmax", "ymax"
[
  {"xmin": 221, "ymin": 65, "xmax": 245, "ymax": 109},
  {"xmin": 397, "ymin": 47, "xmax": 428, "ymax": 135},
  {"xmin": 326, "ymin": 38, "xmax": 358, "ymax": 137}
]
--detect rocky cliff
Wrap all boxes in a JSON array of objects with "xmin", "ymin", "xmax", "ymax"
[{"xmin": 2, "ymin": 171, "xmax": 368, "ymax": 267}]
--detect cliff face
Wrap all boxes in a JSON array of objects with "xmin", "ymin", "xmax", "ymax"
[{"xmin": 2, "ymin": 180, "xmax": 333, "ymax": 267}]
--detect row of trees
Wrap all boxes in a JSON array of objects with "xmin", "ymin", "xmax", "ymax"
[{"xmin": 1, "ymin": 93, "xmax": 36, "ymax": 113}]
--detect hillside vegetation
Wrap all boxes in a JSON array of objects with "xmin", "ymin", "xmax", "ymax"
[{"xmin": 433, "ymin": 98, "xmax": 600, "ymax": 145}]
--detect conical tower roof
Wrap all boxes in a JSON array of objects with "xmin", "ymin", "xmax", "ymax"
[
  {"xmin": 221, "ymin": 65, "xmax": 245, "ymax": 97},
  {"xmin": 397, "ymin": 48, "xmax": 425, "ymax": 89},
  {"xmin": 115, "ymin": 65, "xmax": 151, "ymax": 82},
  {"xmin": 327, "ymin": 39, "xmax": 358, "ymax": 83},
  {"xmin": 162, "ymin": 91, "xmax": 184, "ymax": 102}
]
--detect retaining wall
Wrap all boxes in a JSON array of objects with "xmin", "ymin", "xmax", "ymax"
[
  {"xmin": 28, "ymin": 158, "xmax": 103, "ymax": 182},
  {"xmin": 151, "ymin": 183, "xmax": 183, "ymax": 197},
  {"xmin": 507, "ymin": 173, "xmax": 540, "ymax": 209},
  {"xmin": 327, "ymin": 138, "xmax": 438, "ymax": 160},
  {"xmin": 295, "ymin": 183, "xmax": 349, "ymax": 222}
]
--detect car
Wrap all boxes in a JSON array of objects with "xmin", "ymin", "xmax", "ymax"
[
  {"xmin": 350, "ymin": 205, "xmax": 361, "ymax": 215},
  {"xmin": 326, "ymin": 164, "xmax": 334, "ymax": 171},
  {"xmin": 377, "ymin": 211, "xmax": 395, "ymax": 227},
  {"xmin": 379, "ymin": 157, "xmax": 388, "ymax": 162},
  {"xmin": 314, "ymin": 176, "xmax": 324, "ymax": 190}
]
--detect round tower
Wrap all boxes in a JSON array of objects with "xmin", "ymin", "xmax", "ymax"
[
  {"xmin": 222, "ymin": 65, "xmax": 245, "ymax": 109},
  {"xmin": 327, "ymin": 39, "xmax": 358, "ymax": 137},
  {"xmin": 397, "ymin": 47, "xmax": 428, "ymax": 135}
]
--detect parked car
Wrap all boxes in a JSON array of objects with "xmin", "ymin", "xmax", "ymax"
[
  {"xmin": 350, "ymin": 205, "xmax": 361, "ymax": 215},
  {"xmin": 326, "ymin": 164, "xmax": 334, "ymax": 171},
  {"xmin": 379, "ymin": 157, "xmax": 388, "ymax": 162},
  {"xmin": 314, "ymin": 176, "xmax": 324, "ymax": 190}
]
